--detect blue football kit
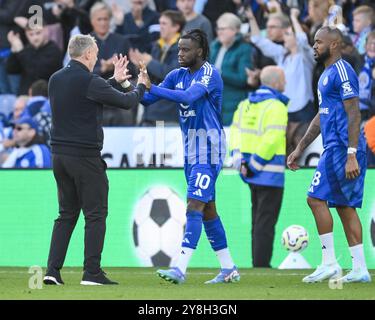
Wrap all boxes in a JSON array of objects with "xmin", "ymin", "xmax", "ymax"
[
  {"xmin": 308, "ymin": 58, "xmax": 367, "ymax": 208},
  {"xmin": 147, "ymin": 61, "xmax": 240, "ymax": 282},
  {"xmin": 143, "ymin": 61, "xmax": 226, "ymax": 203}
]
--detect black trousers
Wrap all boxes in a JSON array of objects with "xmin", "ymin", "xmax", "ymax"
[
  {"xmin": 46, "ymin": 154, "xmax": 109, "ymax": 274},
  {"xmin": 249, "ymin": 184, "xmax": 283, "ymax": 268}
]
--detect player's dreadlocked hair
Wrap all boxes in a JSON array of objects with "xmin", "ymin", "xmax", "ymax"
[{"xmin": 181, "ymin": 29, "xmax": 210, "ymax": 61}]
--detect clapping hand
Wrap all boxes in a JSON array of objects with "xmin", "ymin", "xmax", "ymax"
[
  {"xmin": 326, "ymin": 5, "xmax": 344, "ymax": 27},
  {"xmin": 60, "ymin": 0, "xmax": 75, "ymax": 8},
  {"xmin": 13, "ymin": 17, "xmax": 28, "ymax": 29},
  {"xmin": 290, "ymin": 8, "xmax": 300, "ymax": 20},
  {"xmin": 267, "ymin": 0, "xmax": 282, "ymax": 13},
  {"xmin": 100, "ymin": 56, "xmax": 115, "ymax": 74},
  {"xmin": 113, "ymin": 54, "xmax": 131, "ymax": 83},
  {"xmin": 52, "ymin": 0, "xmax": 74, "ymax": 16},
  {"xmin": 137, "ymin": 61, "xmax": 151, "ymax": 89},
  {"xmin": 112, "ymin": 3, "xmax": 124, "ymax": 25},
  {"xmin": 52, "ymin": 3, "xmax": 64, "ymax": 17},
  {"xmin": 245, "ymin": 68, "xmax": 261, "ymax": 87},
  {"xmin": 245, "ymin": 6, "xmax": 255, "ymax": 20},
  {"xmin": 7, "ymin": 31, "xmax": 23, "ymax": 53},
  {"xmin": 129, "ymin": 48, "xmax": 152, "ymax": 68}
]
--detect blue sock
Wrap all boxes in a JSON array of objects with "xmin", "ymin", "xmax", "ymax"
[
  {"xmin": 203, "ymin": 216, "xmax": 228, "ymax": 251},
  {"xmin": 181, "ymin": 210, "xmax": 203, "ymax": 249}
]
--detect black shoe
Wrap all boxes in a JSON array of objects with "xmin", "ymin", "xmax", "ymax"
[
  {"xmin": 80, "ymin": 270, "xmax": 118, "ymax": 285},
  {"xmin": 43, "ymin": 269, "xmax": 64, "ymax": 285}
]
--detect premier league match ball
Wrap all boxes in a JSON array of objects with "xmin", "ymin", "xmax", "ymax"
[
  {"xmin": 281, "ymin": 225, "xmax": 309, "ymax": 252},
  {"xmin": 132, "ymin": 186, "xmax": 186, "ymax": 267}
]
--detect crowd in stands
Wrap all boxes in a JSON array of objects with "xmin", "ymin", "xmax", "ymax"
[{"xmin": 0, "ymin": 0, "xmax": 375, "ymax": 168}]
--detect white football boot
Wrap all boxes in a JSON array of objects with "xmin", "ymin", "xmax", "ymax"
[
  {"xmin": 336, "ymin": 268, "xmax": 371, "ymax": 283},
  {"xmin": 302, "ymin": 263, "xmax": 342, "ymax": 283}
]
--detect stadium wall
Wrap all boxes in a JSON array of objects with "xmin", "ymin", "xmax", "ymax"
[
  {"xmin": 101, "ymin": 127, "xmax": 322, "ymax": 167},
  {"xmin": 0, "ymin": 169, "xmax": 374, "ymax": 269}
]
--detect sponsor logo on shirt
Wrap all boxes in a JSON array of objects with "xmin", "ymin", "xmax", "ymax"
[
  {"xmin": 342, "ymin": 81, "xmax": 353, "ymax": 96},
  {"xmin": 199, "ymin": 75, "xmax": 211, "ymax": 87},
  {"xmin": 323, "ymin": 76, "xmax": 328, "ymax": 86},
  {"xmin": 180, "ymin": 110, "xmax": 196, "ymax": 117},
  {"xmin": 319, "ymin": 107, "xmax": 329, "ymax": 114}
]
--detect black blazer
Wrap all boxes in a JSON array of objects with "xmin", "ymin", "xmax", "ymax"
[{"xmin": 49, "ymin": 60, "xmax": 145, "ymax": 157}]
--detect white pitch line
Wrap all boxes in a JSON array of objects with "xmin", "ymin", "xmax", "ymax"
[
  {"xmin": 0, "ymin": 270, "xmax": 303, "ymax": 276},
  {"xmin": 1, "ymin": 270, "xmax": 375, "ymax": 277}
]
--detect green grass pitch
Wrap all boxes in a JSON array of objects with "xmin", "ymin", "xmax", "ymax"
[{"xmin": 1, "ymin": 267, "xmax": 374, "ymax": 300}]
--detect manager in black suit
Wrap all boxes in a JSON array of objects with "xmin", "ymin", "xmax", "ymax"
[{"xmin": 44, "ymin": 34, "xmax": 150, "ymax": 286}]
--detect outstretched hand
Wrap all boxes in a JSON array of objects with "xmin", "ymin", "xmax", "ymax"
[
  {"xmin": 139, "ymin": 60, "xmax": 147, "ymax": 74},
  {"xmin": 137, "ymin": 61, "xmax": 151, "ymax": 89},
  {"xmin": 113, "ymin": 54, "xmax": 131, "ymax": 83}
]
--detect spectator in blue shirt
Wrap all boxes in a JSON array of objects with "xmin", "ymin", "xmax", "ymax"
[
  {"xmin": 1, "ymin": 115, "xmax": 51, "ymax": 168},
  {"xmin": 359, "ymin": 31, "xmax": 375, "ymax": 121}
]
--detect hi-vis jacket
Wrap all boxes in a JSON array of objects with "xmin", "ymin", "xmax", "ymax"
[{"xmin": 229, "ymin": 86, "xmax": 288, "ymax": 188}]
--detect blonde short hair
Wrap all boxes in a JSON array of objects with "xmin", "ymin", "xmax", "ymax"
[
  {"xmin": 353, "ymin": 5, "xmax": 375, "ymax": 24},
  {"xmin": 90, "ymin": 2, "xmax": 112, "ymax": 19},
  {"xmin": 68, "ymin": 34, "xmax": 96, "ymax": 58},
  {"xmin": 217, "ymin": 13, "xmax": 241, "ymax": 30},
  {"xmin": 268, "ymin": 13, "xmax": 291, "ymax": 29}
]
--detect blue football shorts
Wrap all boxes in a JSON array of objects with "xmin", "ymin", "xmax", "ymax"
[
  {"xmin": 184, "ymin": 163, "xmax": 222, "ymax": 203},
  {"xmin": 307, "ymin": 146, "xmax": 366, "ymax": 208}
]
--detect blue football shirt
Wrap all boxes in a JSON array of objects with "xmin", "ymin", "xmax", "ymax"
[
  {"xmin": 1, "ymin": 145, "xmax": 51, "ymax": 168},
  {"xmin": 317, "ymin": 58, "xmax": 366, "ymax": 151},
  {"xmin": 143, "ymin": 61, "xmax": 226, "ymax": 165}
]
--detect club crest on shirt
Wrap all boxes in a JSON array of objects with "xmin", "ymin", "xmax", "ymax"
[
  {"xmin": 342, "ymin": 81, "xmax": 353, "ymax": 96},
  {"xmin": 199, "ymin": 75, "xmax": 210, "ymax": 87},
  {"xmin": 323, "ymin": 76, "xmax": 328, "ymax": 86},
  {"xmin": 359, "ymin": 72, "xmax": 370, "ymax": 88}
]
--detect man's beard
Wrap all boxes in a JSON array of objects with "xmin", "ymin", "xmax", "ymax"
[
  {"xmin": 315, "ymin": 48, "xmax": 331, "ymax": 63},
  {"xmin": 182, "ymin": 57, "xmax": 197, "ymax": 68}
]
